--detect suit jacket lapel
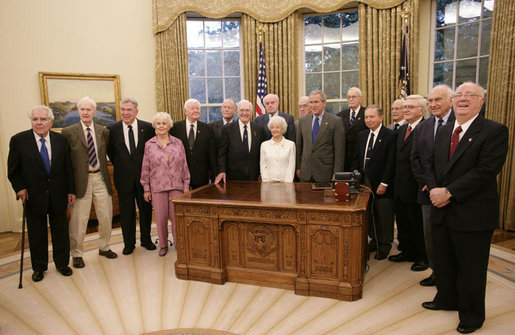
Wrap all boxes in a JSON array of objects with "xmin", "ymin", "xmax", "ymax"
[
  {"xmin": 76, "ymin": 123, "xmax": 88, "ymax": 148},
  {"xmin": 445, "ymin": 117, "xmax": 482, "ymax": 173},
  {"xmin": 315, "ymin": 115, "xmax": 330, "ymax": 147},
  {"xmin": 29, "ymin": 131, "xmax": 47, "ymax": 172}
]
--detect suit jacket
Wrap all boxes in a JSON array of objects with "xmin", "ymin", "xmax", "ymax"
[
  {"xmin": 394, "ymin": 119, "xmax": 423, "ymax": 202},
  {"xmin": 170, "ymin": 120, "xmax": 217, "ymax": 187},
  {"xmin": 425, "ymin": 116, "xmax": 508, "ymax": 231},
  {"xmin": 296, "ymin": 112, "xmax": 345, "ymax": 182},
  {"xmin": 352, "ymin": 126, "xmax": 396, "ymax": 198},
  {"xmin": 8, "ymin": 130, "xmax": 74, "ymax": 215},
  {"xmin": 253, "ymin": 112, "xmax": 296, "ymax": 142},
  {"xmin": 218, "ymin": 121, "xmax": 265, "ymax": 181},
  {"xmin": 62, "ymin": 122, "xmax": 112, "ymax": 198},
  {"xmin": 209, "ymin": 119, "xmax": 229, "ymax": 154},
  {"xmin": 107, "ymin": 119, "xmax": 154, "ymax": 193},
  {"xmin": 410, "ymin": 112, "xmax": 455, "ymax": 204},
  {"xmin": 337, "ymin": 106, "xmax": 367, "ymax": 171}
]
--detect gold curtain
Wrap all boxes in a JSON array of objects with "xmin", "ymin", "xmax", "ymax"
[
  {"xmin": 358, "ymin": 0, "xmax": 419, "ymax": 125},
  {"xmin": 155, "ymin": 13, "xmax": 189, "ymax": 123},
  {"xmin": 486, "ymin": 0, "xmax": 515, "ymax": 230},
  {"xmin": 241, "ymin": 13, "xmax": 300, "ymax": 118}
]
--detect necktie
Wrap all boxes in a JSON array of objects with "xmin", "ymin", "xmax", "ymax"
[
  {"xmin": 40, "ymin": 138, "xmax": 50, "ymax": 174},
  {"xmin": 393, "ymin": 123, "xmax": 399, "ymax": 132},
  {"xmin": 188, "ymin": 124, "xmax": 195, "ymax": 149},
  {"xmin": 435, "ymin": 118, "xmax": 444, "ymax": 138},
  {"xmin": 449, "ymin": 126, "xmax": 462, "ymax": 159},
  {"xmin": 312, "ymin": 117, "xmax": 320, "ymax": 144},
  {"xmin": 243, "ymin": 125, "xmax": 249, "ymax": 155},
  {"xmin": 87, "ymin": 128, "xmax": 98, "ymax": 168},
  {"xmin": 365, "ymin": 132, "xmax": 374, "ymax": 171},
  {"xmin": 404, "ymin": 125, "xmax": 412, "ymax": 141},
  {"xmin": 128, "ymin": 125, "xmax": 136, "ymax": 155},
  {"xmin": 350, "ymin": 110, "xmax": 356, "ymax": 125}
]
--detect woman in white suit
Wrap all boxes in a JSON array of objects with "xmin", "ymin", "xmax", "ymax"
[{"xmin": 260, "ymin": 116, "xmax": 296, "ymax": 182}]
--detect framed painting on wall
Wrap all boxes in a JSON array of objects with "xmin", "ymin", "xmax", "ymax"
[{"xmin": 39, "ymin": 72, "xmax": 121, "ymax": 129}]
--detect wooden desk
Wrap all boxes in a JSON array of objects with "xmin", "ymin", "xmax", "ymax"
[{"xmin": 172, "ymin": 181, "xmax": 370, "ymax": 301}]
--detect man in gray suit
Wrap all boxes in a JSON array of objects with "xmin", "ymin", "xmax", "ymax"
[
  {"xmin": 296, "ymin": 90, "xmax": 345, "ymax": 182},
  {"xmin": 62, "ymin": 96, "xmax": 117, "ymax": 269}
]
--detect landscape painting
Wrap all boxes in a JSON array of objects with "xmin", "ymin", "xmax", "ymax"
[{"xmin": 39, "ymin": 72, "xmax": 121, "ymax": 129}]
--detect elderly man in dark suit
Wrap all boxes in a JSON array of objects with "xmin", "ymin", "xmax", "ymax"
[
  {"xmin": 215, "ymin": 100, "xmax": 266, "ymax": 183},
  {"xmin": 170, "ymin": 98, "xmax": 217, "ymax": 189},
  {"xmin": 422, "ymin": 82, "xmax": 508, "ymax": 334},
  {"xmin": 388, "ymin": 95, "xmax": 428, "ymax": 272},
  {"xmin": 107, "ymin": 97, "xmax": 156, "ymax": 255},
  {"xmin": 386, "ymin": 99, "xmax": 406, "ymax": 132},
  {"xmin": 62, "ymin": 96, "xmax": 117, "ymax": 269},
  {"xmin": 296, "ymin": 90, "xmax": 345, "ymax": 182},
  {"xmin": 253, "ymin": 94, "xmax": 295, "ymax": 142},
  {"xmin": 410, "ymin": 85, "xmax": 455, "ymax": 286},
  {"xmin": 352, "ymin": 105, "xmax": 396, "ymax": 260},
  {"xmin": 8, "ymin": 105, "xmax": 75, "ymax": 282},
  {"xmin": 337, "ymin": 87, "xmax": 367, "ymax": 171},
  {"xmin": 209, "ymin": 98, "xmax": 236, "ymax": 154}
]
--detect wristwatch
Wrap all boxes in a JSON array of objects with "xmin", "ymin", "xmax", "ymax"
[{"xmin": 445, "ymin": 188, "xmax": 452, "ymax": 198}]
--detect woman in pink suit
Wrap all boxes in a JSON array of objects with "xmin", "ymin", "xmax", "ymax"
[{"xmin": 141, "ymin": 112, "xmax": 190, "ymax": 256}]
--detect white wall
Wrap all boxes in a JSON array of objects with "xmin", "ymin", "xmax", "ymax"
[{"xmin": 0, "ymin": 0, "xmax": 156, "ymax": 231}]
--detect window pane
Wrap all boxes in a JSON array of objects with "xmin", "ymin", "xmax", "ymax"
[
  {"xmin": 436, "ymin": 0, "xmax": 458, "ymax": 27},
  {"xmin": 433, "ymin": 62, "xmax": 453, "ymax": 87},
  {"xmin": 206, "ymin": 50, "xmax": 222, "ymax": 76},
  {"xmin": 434, "ymin": 28, "xmax": 455, "ymax": 61},
  {"xmin": 188, "ymin": 50, "xmax": 205, "ymax": 76},
  {"xmin": 341, "ymin": 71, "xmax": 359, "ymax": 97},
  {"xmin": 200, "ymin": 106, "xmax": 208, "ymax": 123},
  {"xmin": 324, "ymin": 73, "xmax": 340, "ymax": 99},
  {"xmin": 225, "ymin": 78, "xmax": 241, "ymax": 102},
  {"xmin": 224, "ymin": 51, "xmax": 240, "ymax": 76},
  {"xmin": 305, "ymin": 45, "xmax": 323, "ymax": 73},
  {"xmin": 480, "ymin": 19, "xmax": 491, "ymax": 56},
  {"xmin": 222, "ymin": 21, "xmax": 240, "ymax": 47},
  {"xmin": 189, "ymin": 78, "xmax": 206, "ymax": 103},
  {"xmin": 342, "ymin": 43, "xmax": 359, "ymax": 70},
  {"xmin": 187, "ymin": 21, "xmax": 204, "ymax": 48},
  {"xmin": 305, "ymin": 16, "xmax": 322, "ymax": 44},
  {"xmin": 323, "ymin": 14, "xmax": 341, "ymax": 43},
  {"xmin": 483, "ymin": 0, "xmax": 494, "ymax": 18},
  {"xmin": 478, "ymin": 57, "xmax": 489, "ymax": 87},
  {"xmin": 342, "ymin": 13, "xmax": 359, "ymax": 42},
  {"xmin": 342, "ymin": 11, "xmax": 359, "ymax": 28},
  {"xmin": 458, "ymin": 0, "xmax": 482, "ymax": 24},
  {"xmin": 324, "ymin": 102, "xmax": 345, "ymax": 115},
  {"xmin": 457, "ymin": 22, "xmax": 479, "ymax": 59},
  {"xmin": 305, "ymin": 73, "xmax": 322, "ymax": 95},
  {"xmin": 324, "ymin": 45, "xmax": 340, "ymax": 71},
  {"xmin": 207, "ymin": 78, "xmax": 223, "ymax": 103},
  {"xmin": 455, "ymin": 59, "xmax": 477, "ymax": 86},
  {"xmin": 205, "ymin": 21, "xmax": 222, "ymax": 48}
]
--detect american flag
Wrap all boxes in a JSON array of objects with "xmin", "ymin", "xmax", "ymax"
[
  {"xmin": 256, "ymin": 40, "xmax": 268, "ymax": 116},
  {"xmin": 399, "ymin": 20, "xmax": 410, "ymax": 99}
]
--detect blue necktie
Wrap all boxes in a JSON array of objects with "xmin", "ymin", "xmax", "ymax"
[
  {"xmin": 312, "ymin": 117, "xmax": 320, "ymax": 144},
  {"xmin": 350, "ymin": 110, "xmax": 356, "ymax": 125},
  {"xmin": 40, "ymin": 138, "xmax": 50, "ymax": 174}
]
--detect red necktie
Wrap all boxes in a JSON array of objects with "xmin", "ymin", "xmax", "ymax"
[
  {"xmin": 404, "ymin": 125, "xmax": 412, "ymax": 141},
  {"xmin": 449, "ymin": 126, "xmax": 462, "ymax": 159}
]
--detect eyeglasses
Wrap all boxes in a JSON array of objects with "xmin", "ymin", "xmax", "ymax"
[
  {"xmin": 453, "ymin": 92, "xmax": 481, "ymax": 99},
  {"xmin": 403, "ymin": 105, "xmax": 420, "ymax": 110}
]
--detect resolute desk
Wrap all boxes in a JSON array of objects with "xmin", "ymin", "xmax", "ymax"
[{"xmin": 172, "ymin": 181, "xmax": 370, "ymax": 301}]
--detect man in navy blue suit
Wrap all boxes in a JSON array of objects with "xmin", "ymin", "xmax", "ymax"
[{"xmin": 253, "ymin": 94, "xmax": 295, "ymax": 142}]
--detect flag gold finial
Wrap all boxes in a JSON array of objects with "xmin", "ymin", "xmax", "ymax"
[{"xmin": 256, "ymin": 24, "xmax": 267, "ymax": 41}]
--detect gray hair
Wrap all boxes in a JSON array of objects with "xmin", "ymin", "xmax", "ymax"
[
  {"xmin": 120, "ymin": 97, "xmax": 138, "ymax": 108},
  {"xmin": 28, "ymin": 105, "xmax": 55, "ymax": 121},
  {"xmin": 406, "ymin": 94, "xmax": 428, "ymax": 113},
  {"xmin": 263, "ymin": 94, "xmax": 279, "ymax": 103},
  {"xmin": 347, "ymin": 87, "xmax": 363, "ymax": 97},
  {"xmin": 237, "ymin": 99, "xmax": 253, "ymax": 110},
  {"xmin": 152, "ymin": 112, "xmax": 173, "ymax": 128},
  {"xmin": 309, "ymin": 90, "xmax": 327, "ymax": 102},
  {"xmin": 184, "ymin": 98, "xmax": 200, "ymax": 109},
  {"xmin": 457, "ymin": 81, "xmax": 485, "ymax": 98},
  {"xmin": 77, "ymin": 96, "xmax": 97, "ymax": 110},
  {"xmin": 365, "ymin": 104, "xmax": 383, "ymax": 116},
  {"xmin": 431, "ymin": 84, "xmax": 454, "ymax": 100},
  {"xmin": 268, "ymin": 115, "xmax": 287, "ymax": 135}
]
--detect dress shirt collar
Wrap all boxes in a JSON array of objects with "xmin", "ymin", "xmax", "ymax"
[
  {"xmin": 80, "ymin": 120, "xmax": 95, "ymax": 133},
  {"xmin": 267, "ymin": 111, "xmax": 279, "ymax": 118},
  {"xmin": 453, "ymin": 113, "xmax": 479, "ymax": 140},
  {"xmin": 123, "ymin": 118, "xmax": 138, "ymax": 131},
  {"xmin": 408, "ymin": 117, "xmax": 423, "ymax": 130},
  {"xmin": 395, "ymin": 119, "xmax": 407, "ymax": 127}
]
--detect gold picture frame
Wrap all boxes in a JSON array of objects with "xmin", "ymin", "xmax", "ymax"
[{"xmin": 39, "ymin": 72, "xmax": 121, "ymax": 129}]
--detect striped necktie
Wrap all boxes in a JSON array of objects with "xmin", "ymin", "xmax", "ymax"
[{"xmin": 87, "ymin": 128, "xmax": 98, "ymax": 168}]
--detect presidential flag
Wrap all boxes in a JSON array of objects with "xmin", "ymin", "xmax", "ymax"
[
  {"xmin": 399, "ymin": 20, "xmax": 410, "ymax": 99},
  {"xmin": 256, "ymin": 40, "xmax": 268, "ymax": 116}
]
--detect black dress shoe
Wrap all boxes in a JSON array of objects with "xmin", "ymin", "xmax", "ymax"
[
  {"xmin": 374, "ymin": 251, "xmax": 389, "ymax": 260},
  {"xmin": 73, "ymin": 257, "xmax": 85, "ymax": 268},
  {"xmin": 123, "ymin": 246, "xmax": 135, "ymax": 255},
  {"xmin": 141, "ymin": 242, "xmax": 157, "ymax": 251},
  {"xmin": 420, "ymin": 273, "xmax": 436, "ymax": 286},
  {"xmin": 32, "ymin": 271, "xmax": 44, "ymax": 282},
  {"xmin": 457, "ymin": 324, "xmax": 480, "ymax": 334},
  {"xmin": 368, "ymin": 242, "xmax": 377, "ymax": 252},
  {"xmin": 388, "ymin": 253, "xmax": 410, "ymax": 262},
  {"xmin": 56, "ymin": 265, "xmax": 73, "ymax": 276},
  {"xmin": 422, "ymin": 301, "xmax": 457, "ymax": 311},
  {"xmin": 411, "ymin": 261, "xmax": 429, "ymax": 271},
  {"xmin": 99, "ymin": 249, "xmax": 118, "ymax": 259}
]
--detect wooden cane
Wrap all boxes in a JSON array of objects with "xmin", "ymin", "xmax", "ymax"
[{"xmin": 18, "ymin": 202, "xmax": 26, "ymax": 289}]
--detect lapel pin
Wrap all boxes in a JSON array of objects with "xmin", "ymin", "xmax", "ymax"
[
  {"xmin": 378, "ymin": 139, "xmax": 382, "ymax": 143},
  {"xmin": 468, "ymin": 138, "xmax": 472, "ymax": 142}
]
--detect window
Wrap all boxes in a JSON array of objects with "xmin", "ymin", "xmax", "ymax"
[
  {"xmin": 304, "ymin": 11, "xmax": 359, "ymax": 114},
  {"xmin": 432, "ymin": 0, "xmax": 494, "ymax": 89},
  {"xmin": 187, "ymin": 20, "xmax": 242, "ymax": 123}
]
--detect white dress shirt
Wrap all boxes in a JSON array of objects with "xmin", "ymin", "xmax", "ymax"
[
  {"xmin": 81, "ymin": 121, "xmax": 101, "ymax": 170},
  {"xmin": 260, "ymin": 137, "xmax": 296, "ymax": 182},
  {"xmin": 186, "ymin": 118, "xmax": 197, "ymax": 141},
  {"xmin": 33, "ymin": 131, "xmax": 52, "ymax": 164},
  {"xmin": 123, "ymin": 119, "xmax": 139, "ymax": 153},
  {"xmin": 238, "ymin": 119, "xmax": 252, "ymax": 152}
]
